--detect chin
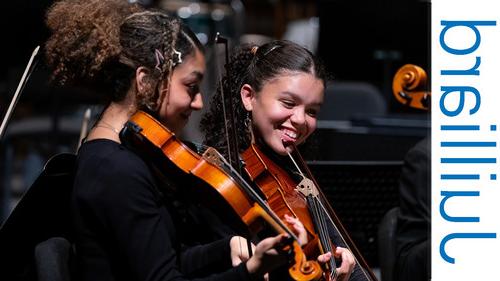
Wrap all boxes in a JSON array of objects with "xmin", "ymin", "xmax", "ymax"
[
  {"xmin": 272, "ymin": 143, "xmax": 290, "ymax": 156},
  {"xmin": 284, "ymin": 145, "xmax": 295, "ymax": 155}
]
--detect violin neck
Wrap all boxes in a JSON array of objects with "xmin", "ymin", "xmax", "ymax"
[
  {"xmin": 306, "ymin": 195, "xmax": 337, "ymax": 276},
  {"xmin": 291, "ymin": 144, "xmax": 378, "ymax": 281}
]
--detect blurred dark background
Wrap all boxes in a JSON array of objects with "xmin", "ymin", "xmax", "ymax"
[{"xmin": 0, "ymin": 0, "xmax": 430, "ymax": 274}]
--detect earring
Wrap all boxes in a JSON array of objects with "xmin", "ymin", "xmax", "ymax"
[{"xmin": 245, "ymin": 111, "xmax": 255, "ymax": 144}]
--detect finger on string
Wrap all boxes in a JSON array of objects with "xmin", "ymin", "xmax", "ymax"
[
  {"xmin": 284, "ymin": 215, "xmax": 307, "ymax": 245},
  {"xmin": 317, "ymin": 252, "xmax": 332, "ymax": 263}
]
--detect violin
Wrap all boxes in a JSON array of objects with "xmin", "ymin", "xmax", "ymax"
[
  {"xmin": 242, "ymin": 144, "xmax": 335, "ymax": 278},
  {"xmin": 241, "ymin": 143, "xmax": 378, "ymax": 281},
  {"xmin": 120, "ymin": 110, "xmax": 323, "ymax": 281},
  {"xmin": 392, "ymin": 64, "xmax": 430, "ymax": 110}
]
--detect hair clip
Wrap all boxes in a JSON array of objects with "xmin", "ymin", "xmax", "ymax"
[
  {"xmin": 251, "ymin": 46, "xmax": 259, "ymax": 55},
  {"xmin": 154, "ymin": 49, "xmax": 165, "ymax": 72},
  {"xmin": 263, "ymin": 45, "xmax": 281, "ymax": 57},
  {"xmin": 172, "ymin": 48, "xmax": 182, "ymax": 66}
]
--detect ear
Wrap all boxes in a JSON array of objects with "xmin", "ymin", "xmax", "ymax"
[
  {"xmin": 135, "ymin": 66, "xmax": 150, "ymax": 93},
  {"xmin": 240, "ymin": 84, "xmax": 256, "ymax": 111}
]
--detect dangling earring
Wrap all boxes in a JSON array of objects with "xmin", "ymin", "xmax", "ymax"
[{"xmin": 245, "ymin": 111, "xmax": 255, "ymax": 144}]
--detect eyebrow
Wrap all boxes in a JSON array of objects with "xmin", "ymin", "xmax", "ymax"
[
  {"xmin": 191, "ymin": 71, "xmax": 204, "ymax": 81},
  {"xmin": 281, "ymin": 91, "xmax": 323, "ymax": 107}
]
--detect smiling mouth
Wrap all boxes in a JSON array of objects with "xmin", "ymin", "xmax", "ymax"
[{"xmin": 281, "ymin": 128, "xmax": 299, "ymax": 144}]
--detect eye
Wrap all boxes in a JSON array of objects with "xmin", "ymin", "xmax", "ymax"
[
  {"xmin": 280, "ymin": 100, "xmax": 295, "ymax": 109},
  {"xmin": 306, "ymin": 108, "xmax": 319, "ymax": 118},
  {"xmin": 186, "ymin": 83, "xmax": 200, "ymax": 96}
]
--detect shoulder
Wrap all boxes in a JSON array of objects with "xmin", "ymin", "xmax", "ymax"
[
  {"xmin": 74, "ymin": 139, "xmax": 156, "ymax": 203},
  {"xmin": 78, "ymin": 139, "xmax": 150, "ymax": 176},
  {"xmin": 405, "ymin": 137, "xmax": 430, "ymax": 162},
  {"xmin": 413, "ymin": 137, "xmax": 430, "ymax": 154}
]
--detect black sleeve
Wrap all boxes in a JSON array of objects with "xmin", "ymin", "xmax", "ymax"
[
  {"xmin": 395, "ymin": 137, "xmax": 431, "ymax": 281},
  {"xmin": 78, "ymin": 150, "xmax": 252, "ymax": 281},
  {"xmin": 180, "ymin": 237, "xmax": 233, "ymax": 277}
]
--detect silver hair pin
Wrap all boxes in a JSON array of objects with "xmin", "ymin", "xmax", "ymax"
[
  {"xmin": 154, "ymin": 49, "xmax": 165, "ymax": 72},
  {"xmin": 172, "ymin": 48, "xmax": 182, "ymax": 66}
]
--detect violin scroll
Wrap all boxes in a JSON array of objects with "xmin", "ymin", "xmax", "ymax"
[
  {"xmin": 392, "ymin": 64, "xmax": 430, "ymax": 110},
  {"xmin": 289, "ymin": 241, "xmax": 323, "ymax": 281}
]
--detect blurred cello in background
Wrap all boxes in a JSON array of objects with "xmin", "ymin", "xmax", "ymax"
[
  {"xmin": 392, "ymin": 64, "xmax": 430, "ymax": 111},
  {"xmin": 386, "ymin": 64, "xmax": 431, "ymax": 281}
]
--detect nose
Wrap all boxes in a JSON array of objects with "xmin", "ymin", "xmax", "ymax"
[
  {"xmin": 290, "ymin": 107, "xmax": 306, "ymax": 126},
  {"xmin": 191, "ymin": 93, "xmax": 203, "ymax": 110}
]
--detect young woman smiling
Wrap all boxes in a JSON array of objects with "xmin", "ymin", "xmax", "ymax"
[{"xmin": 202, "ymin": 41, "xmax": 372, "ymax": 281}]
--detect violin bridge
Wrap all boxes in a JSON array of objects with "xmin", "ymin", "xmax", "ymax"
[{"xmin": 295, "ymin": 178, "xmax": 319, "ymax": 197}]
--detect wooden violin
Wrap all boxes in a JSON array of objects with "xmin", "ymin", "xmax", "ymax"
[
  {"xmin": 242, "ymin": 143, "xmax": 378, "ymax": 281},
  {"xmin": 392, "ymin": 64, "xmax": 430, "ymax": 110},
  {"xmin": 121, "ymin": 110, "xmax": 323, "ymax": 281},
  {"xmin": 242, "ymin": 143, "xmax": 336, "ymax": 279}
]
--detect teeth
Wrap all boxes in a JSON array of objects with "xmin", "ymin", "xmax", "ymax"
[{"xmin": 283, "ymin": 129, "xmax": 297, "ymax": 139}]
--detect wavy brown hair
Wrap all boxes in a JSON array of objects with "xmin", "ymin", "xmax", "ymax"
[{"xmin": 45, "ymin": 0, "xmax": 203, "ymax": 110}]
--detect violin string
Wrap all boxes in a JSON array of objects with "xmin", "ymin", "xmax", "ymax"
[
  {"xmin": 316, "ymin": 197, "xmax": 372, "ymax": 281},
  {"xmin": 318, "ymin": 198, "xmax": 337, "ymax": 278},
  {"xmin": 286, "ymin": 150, "xmax": 306, "ymax": 179},
  {"xmin": 288, "ymin": 147, "xmax": 341, "ymax": 278},
  {"xmin": 310, "ymin": 195, "xmax": 336, "ymax": 275},
  {"xmin": 287, "ymin": 145, "xmax": 372, "ymax": 280},
  {"xmin": 316, "ymin": 199, "xmax": 349, "ymax": 250}
]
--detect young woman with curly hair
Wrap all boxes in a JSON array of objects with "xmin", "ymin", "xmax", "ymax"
[
  {"xmin": 45, "ymin": 1, "xmax": 297, "ymax": 280},
  {"xmin": 201, "ymin": 41, "xmax": 375, "ymax": 281}
]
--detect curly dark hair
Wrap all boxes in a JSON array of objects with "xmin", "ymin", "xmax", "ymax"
[
  {"xmin": 201, "ymin": 40, "xmax": 328, "ymax": 158},
  {"xmin": 45, "ymin": 0, "xmax": 203, "ymax": 111}
]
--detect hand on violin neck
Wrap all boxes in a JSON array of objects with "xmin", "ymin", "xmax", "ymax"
[
  {"xmin": 245, "ymin": 234, "xmax": 290, "ymax": 280},
  {"xmin": 230, "ymin": 236, "xmax": 255, "ymax": 267},
  {"xmin": 331, "ymin": 247, "xmax": 355, "ymax": 281},
  {"xmin": 316, "ymin": 251, "xmax": 332, "ymax": 264},
  {"xmin": 284, "ymin": 214, "xmax": 308, "ymax": 246}
]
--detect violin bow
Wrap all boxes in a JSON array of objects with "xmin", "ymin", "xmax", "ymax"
[
  {"xmin": 214, "ymin": 33, "xmax": 241, "ymax": 174},
  {"xmin": 0, "ymin": 46, "xmax": 41, "ymax": 142},
  {"xmin": 214, "ymin": 33, "xmax": 255, "ymax": 256},
  {"xmin": 76, "ymin": 107, "xmax": 92, "ymax": 152}
]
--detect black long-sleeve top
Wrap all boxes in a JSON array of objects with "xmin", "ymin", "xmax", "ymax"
[{"xmin": 71, "ymin": 139, "xmax": 252, "ymax": 281}]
